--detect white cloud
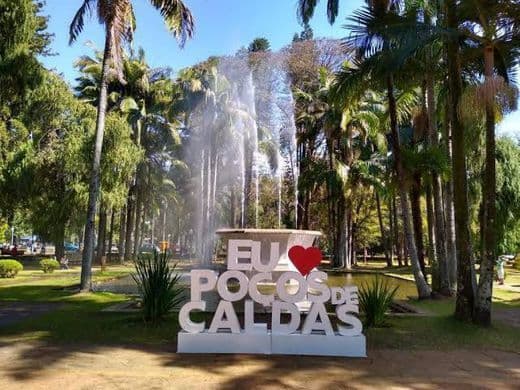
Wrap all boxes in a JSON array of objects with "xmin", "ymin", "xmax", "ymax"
[{"xmin": 497, "ymin": 110, "xmax": 520, "ymax": 139}]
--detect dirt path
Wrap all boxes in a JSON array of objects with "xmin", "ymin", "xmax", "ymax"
[{"xmin": 0, "ymin": 342, "xmax": 518, "ymax": 389}]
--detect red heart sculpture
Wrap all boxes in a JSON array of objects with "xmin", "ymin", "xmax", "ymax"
[{"xmin": 288, "ymin": 245, "xmax": 322, "ymax": 276}]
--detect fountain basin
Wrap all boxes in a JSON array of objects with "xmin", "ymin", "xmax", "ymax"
[{"xmin": 215, "ymin": 228, "xmax": 322, "ymax": 274}]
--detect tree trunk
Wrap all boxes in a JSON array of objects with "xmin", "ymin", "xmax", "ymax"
[
  {"xmin": 474, "ymin": 45, "xmax": 496, "ymax": 326},
  {"xmin": 387, "ymin": 196, "xmax": 395, "ymax": 265},
  {"xmin": 302, "ymin": 191, "xmax": 311, "ymax": 230},
  {"xmin": 426, "ymin": 74, "xmax": 451, "ymax": 294},
  {"xmin": 391, "ymin": 195, "xmax": 403, "ymax": 267},
  {"xmin": 55, "ymin": 222, "xmax": 65, "ymax": 262},
  {"xmin": 335, "ymin": 194, "xmax": 347, "ymax": 269},
  {"xmin": 107, "ymin": 208, "xmax": 115, "ymax": 264},
  {"xmin": 410, "ymin": 173, "xmax": 426, "ymax": 276},
  {"xmin": 425, "ymin": 184, "xmax": 438, "ymax": 286},
  {"xmin": 80, "ymin": 29, "xmax": 112, "ymax": 291},
  {"xmin": 95, "ymin": 204, "xmax": 107, "ymax": 265},
  {"xmin": 124, "ymin": 186, "xmax": 135, "ymax": 262},
  {"xmin": 445, "ymin": 0, "xmax": 476, "ymax": 321},
  {"xmin": 433, "ymin": 174, "xmax": 450, "ymax": 294},
  {"xmin": 387, "ymin": 75, "xmax": 431, "ymax": 298},
  {"xmin": 376, "ymin": 191, "xmax": 392, "ymax": 267},
  {"xmin": 133, "ymin": 186, "xmax": 143, "ymax": 256},
  {"xmin": 118, "ymin": 205, "xmax": 126, "ymax": 263},
  {"xmin": 443, "ymin": 93, "xmax": 457, "ymax": 289}
]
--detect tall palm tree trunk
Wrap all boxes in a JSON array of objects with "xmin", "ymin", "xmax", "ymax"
[
  {"xmin": 133, "ymin": 186, "xmax": 143, "ymax": 256},
  {"xmin": 107, "ymin": 208, "xmax": 115, "ymax": 264},
  {"xmin": 387, "ymin": 75, "xmax": 431, "ymax": 298},
  {"xmin": 475, "ymin": 45, "xmax": 497, "ymax": 326},
  {"xmin": 391, "ymin": 195, "xmax": 403, "ymax": 267},
  {"xmin": 376, "ymin": 191, "xmax": 392, "ymax": 267},
  {"xmin": 426, "ymin": 76, "xmax": 451, "ymax": 294},
  {"xmin": 55, "ymin": 222, "xmax": 66, "ymax": 263},
  {"xmin": 410, "ymin": 174, "xmax": 426, "ymax": 276},
  {"xmin": 124, "ymin": 186, "xmax": 135, "ymax": 261},
  {"xmin": 95, "ymin": 204, "xmax": 107, "ymax": 265},
  {"xmin": 425, "ymin": 184, "xmax": 437, "ymax": 273},
  {"xmin": 80, "ymin": 30, "xmax": 112, "ymax": 291},
  {"xmin": 445, "ymin": 0, "xmax": 476, "ymax": 321},
  {"xmin": 443, "ymin": 96, "xmax": 457, "ymax": 288},
  {"xmin": 118, "ymin": 205, "xmax": 126, "ymax": 262}
]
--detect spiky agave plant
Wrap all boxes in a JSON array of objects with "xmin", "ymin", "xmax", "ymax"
[
  {"xmin": 132, "ymin": 251, "xmax": 184, "ymax": 325},
  {"xmin": 359, "ymin": 276, "xmax": 398, "ymax": 328}
]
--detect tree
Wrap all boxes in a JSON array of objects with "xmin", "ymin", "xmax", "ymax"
[
  {"xmin": 293, "ymin": 23, "xmax": 314, "ymax": 42},
  {"xmin": 495, "ymin": 138, "xmax": 520, "ymax": 256},
  {"xmin": 444, "ymin": 0, "xmax": 477, "ymax": 321},
  {"xmin": 248, "ymin": 37, "xmax": 270, "ymax": 52},
  {"xmin": 297, "ymin": 0, "xmax": 339, "ymax": 25},
  {"xmin": 0, "ymin": 0, "xmax": 50, "ymax": 121},
  {"xmin": 69, "ymin": 0, "xmax": 194, "ymax": 291},
  {"xmin": 459, "ymin": 0, "xmax": 520, "ymax": 326}
]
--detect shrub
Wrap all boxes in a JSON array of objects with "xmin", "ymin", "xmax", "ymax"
[
  {"xmin": 514, "ymin": 255, "xmax": 520, "ymax": 270},
  {"xmin": 132, "ymin": 251, "xmax": 184, "ymax": 325},
  {"xmin": 0, "ymin": 259, "xmax": 23, "ymax": 278},
  {"xmin": 40, "ymin": 258, "xmax": 60, "ymax": 273},
  {"xmin": 359, "ymin": 276, "xmax": 398, "ymax": 328}
]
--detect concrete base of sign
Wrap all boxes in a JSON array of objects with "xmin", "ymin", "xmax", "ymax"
[
  {"xmin": 178, "ymin": 331, "xmax": 271, "ymax": 354},
  {"xmin": 178, "ymin": 331, "xmax": 366, "ymax": 357},
  {"xmin": 271, "ymin": 332, "xmax": 366, "ymax": 357}
]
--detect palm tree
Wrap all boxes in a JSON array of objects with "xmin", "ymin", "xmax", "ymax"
[
  {"xmin": 301, "ymin": 0, "xmax": 431, "ymax": 297},
  {"xmin": 69, "ymin": 0, "xmax": 194, "ymax": 291},
  {"xmin": 297, "ymin": 0, "xmax": 339, "ymax": 25},
  {"xmin": 459, "ymin": 0, "xmax": 520, "ymax": 325},
  {"xmin": 441, "ymin": 0, "xmax": 477, "ymax": 321}
]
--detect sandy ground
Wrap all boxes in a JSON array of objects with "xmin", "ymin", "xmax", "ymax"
[{"xmin": 0, "ymin": 342, "xmax": 518, "ymax": 389}]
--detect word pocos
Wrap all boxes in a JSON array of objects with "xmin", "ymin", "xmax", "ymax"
[{"xmin": 179, "ymin": 269, "xmax": 363, "ymax": 336}]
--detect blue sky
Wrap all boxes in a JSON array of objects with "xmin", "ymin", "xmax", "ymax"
[{"xmin": 40, "ymin": 0, "xmax": 518, "ymax": 137}]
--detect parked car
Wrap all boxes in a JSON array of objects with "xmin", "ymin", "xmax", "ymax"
[
  {"xmin": 139, "ymin": 244, "xmax": 160, "ymax": 254},
  {"xmin": 107, "ymin": 245, "xmax": 119, "ymax": 254},
  {"xmin": 1, "ymin": 244, "xmax": 27, "ymax": 256},
  {"xmin": 41, "ymin": 245, "xmax": 56, "ymax": 256},
  {"xmin": 64, "ymin": 242, "xmax": 79, "ymax": 252}
]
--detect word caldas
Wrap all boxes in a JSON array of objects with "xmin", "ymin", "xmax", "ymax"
[{"xmin": 177, "ymin": 239, "xmax": 366, "ymax": 357}]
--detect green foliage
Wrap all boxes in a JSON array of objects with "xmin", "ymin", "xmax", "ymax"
[
  {"xmin": 132, "ymin": 251, "xmax": 184, "ymax": 325},
  {"xmin": 496, "ymin": 137, "xmax": 520, "ymax": 254},
  {"xmin": 0, "ymin": 0, "xmax": 49, "ymax": 117},
  {"xmin": 0, "ymin": 259, "xmax": 23, "ymax": 278},
  {"xmin": 359, "ymin": 276, "xmax": 398, "ymax": 328},
  {"xmin": 248, "ymin": 37, "xmax": 270, "ymax": 52},
  {"xmin": 39, "ymin": 258, "xmax": 60, "ymax": 273}
]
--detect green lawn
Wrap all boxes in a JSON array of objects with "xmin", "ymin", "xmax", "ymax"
[{"xmin": 0, "ymin": 263, "xmax": 519, "ymax": 352}]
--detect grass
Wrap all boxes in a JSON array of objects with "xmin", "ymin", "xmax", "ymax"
[
  {"xmin": 0, "ymin": 298, "xmax": 181, "ymax": 346},
  {"xmin": 368, "ymin": 312, "xmax": 520, "ymax": 351},
  {"xmin": 0, "ymin": 262, "xmax": 189, "ymax": 346},
  {"xmin": 0, "ymin": 264, "xmax": 133, "ymax": 288},
  {"xmin": 0, "ymin": 261, "xmax": 519, "ymax": 352}
]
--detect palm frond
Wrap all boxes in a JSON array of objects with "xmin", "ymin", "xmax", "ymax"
[
  {"xmin": 69, "ymin": 0, "xmax": 96, "ymax": 44},
  {"xmin": 149, "ymin": 0, "xmax": 194, "ymax": 47}
]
